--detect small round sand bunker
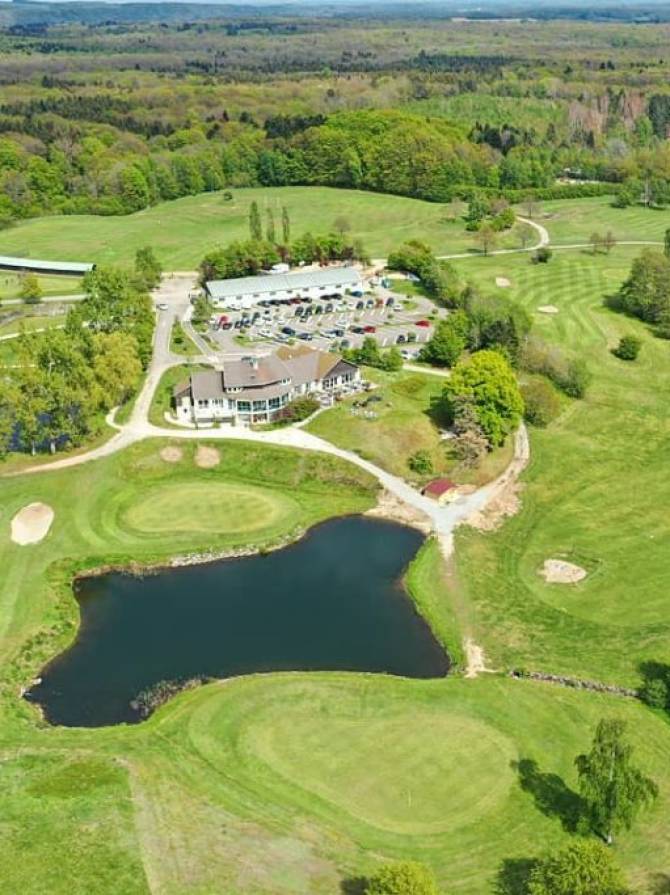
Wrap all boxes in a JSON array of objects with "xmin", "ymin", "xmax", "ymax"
[
  {"xmin": 160, "ymin": 446, "xmax": 183, "ymax": 463},
  {"xmin": 195, "ymin": 445, "xmax": 220, "ymax": 469},
  {"xmin": 537, "ymin": 305, "xmax": 559, "ymax": 315},
  {"xmin": 495, "ymin": 276, "xmax": 511, "ymax": 288},
  {"xmin": 540, "ymin": 558, "xmax": 587, "ymax": 584},
  {"xmin": 11, "ymin": 502, "xmax": 54, "ymax": 545}
]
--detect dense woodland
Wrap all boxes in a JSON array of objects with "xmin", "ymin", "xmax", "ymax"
[{"xmin": 5, "ymin": 14, "xmax": 670, "ymax": 222}]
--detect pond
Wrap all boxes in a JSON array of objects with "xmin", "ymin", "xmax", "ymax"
[{"xmin": 26, "ymin": 516, "xmax": 449, "ymax": 727}]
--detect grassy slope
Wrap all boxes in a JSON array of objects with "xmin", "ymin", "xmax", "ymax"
[
  {"xmin": 0, "ymin": 273, "xmax": 82, "ymax": 300},
  {"xmin": 1, "ymin": 187, "xmax": 500, "ymax": 270},
  {"xmin": 307, "ymin": 367, "xmax": 513, "ymax": 486},
  {"xmin": 449, "ymin": 246, "xmax": 670, "ymax": 685},
  {"xmin": 530, "ymin": 195, "xmax": 670, "ymax": 246}
]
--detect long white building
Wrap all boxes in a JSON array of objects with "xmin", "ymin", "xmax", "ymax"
[{"xmin": 205, "ymin": 265, "xmax": 363, "ymax": 310}]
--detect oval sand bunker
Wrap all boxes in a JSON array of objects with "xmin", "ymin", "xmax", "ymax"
[
  {"xmin": 11, "ymin": 502, "xmax": 55, "ymax": 546},
  {"xmin": 540, "ymin": 558, "xmax": 587, "ymax": 584}
]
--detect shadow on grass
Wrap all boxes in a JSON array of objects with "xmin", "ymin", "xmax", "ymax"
[
  {"xmin": 494, "ymin": 857, "xmax": 537, "ymax": 895},
  {"xmin": 513, "ymin": 758, "xmax": 585, "ymax": 832},
  {"xmin": 650, "ymin": 873, "xmax": 670, "ymax": 894},
  {"xmin": 340, "ymin": 877, "xmax": 367, "ymax": 895}
]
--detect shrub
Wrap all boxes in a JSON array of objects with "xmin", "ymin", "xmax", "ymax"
[
  {"xmin": 641, "ymin": 677, "xmax": 668, "ymax": 709},
  {"xmin": 520, "ymin": 378, "xmax": 561, "ymax": 427},
  {"xmin": 559, "ymin": 358, "xmax": 592, "ymax": 398},
  {"xmin": 408, "ymin": 449, "xmax": 433, "ymax": 476},
  {"xmin": 276, "ymin": 396, "xmax": 319, "ymax": 424},
  {"xmin": 532, "ymin": 246, "xmax": 552, "ymax": 264},
  {"xmin": 520, "ymin": 337, "xmax": 591, "ymax": 399},
  {"xmin": 364, "ymin": 861, "xmax": 439, "ymax": 895},
  {"xmin": 527, "ymin": 840, "xmax": 628, "ymax": 895},
  {"xmin": 612, "ymin": 334, "xmax": 642, "ymax": 361}
]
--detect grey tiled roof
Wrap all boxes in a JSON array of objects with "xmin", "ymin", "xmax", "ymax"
[{"xmin": 206, "ymin": 266, "xmax": 361, "ymax": 300}]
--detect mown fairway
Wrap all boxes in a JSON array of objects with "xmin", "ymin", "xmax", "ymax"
[
  {"xmin": 0, "ymin": 187, "xmax": 478, "ymax": 269},
  {"xmin": 449, "ymin": 246, "xmax": 670, "ymax": 684},
  {"xmin": 529, "ymin": 195, "xmax": 670, "ymax": 246}
]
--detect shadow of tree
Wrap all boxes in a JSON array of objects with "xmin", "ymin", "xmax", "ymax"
[
  {"xmin": 340, "ymin": 876, "xmax": 367, "ymax": 895},
  {"xmin": 514, "ymin": 758, "xmax": 585, "ymax": 833},
  {"xmin": 650, "ymin": 872, "xmax": 670, "ymax": 895},
  {"xmin": 495, "ymin": 857, "xmax": 537, "ymax": 895}
]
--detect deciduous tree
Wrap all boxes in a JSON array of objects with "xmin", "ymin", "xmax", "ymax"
[{"xmin": 528, "ymin": 840, "xmax": 629, "ymax": 895}]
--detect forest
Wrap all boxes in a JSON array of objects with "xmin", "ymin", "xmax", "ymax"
[{"xmin": 4, "ymin": 12, "xmax": 670, "ymax": 224}]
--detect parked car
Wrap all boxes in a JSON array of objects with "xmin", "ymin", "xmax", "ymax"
[
  {"xmin": 415, "ymin": 319, "xmax": 431, "ymax": 327},
  {"xmin": 324, "ymin": 303, "xmax": 334, "ymax": 313},
  {"xmin": 350, "ymin": 325, "xmax": 365, "ymax": 334},
  {"xmin": 281, "ymin": 326, "xmax": 296, "ymax": 336},
  {"xmin": 363, "ymin": 325, "xmax": 376, "ymax": 333},
  {"xmin": 233, "ymin": 320, "xmax": 243, "ymax": 329},
  {"xmin": 332, "ymin": 327, "xmax": 345, "ymax": 337},
  {"xmin": 156, "ymin": 302, "xmax": 169, "ymax": 311},
  {"xmin": 396, "ymin": 333, "xmax": 407, "ymax": 344},
  {"xmin": 298, "ymin": 332, "xmax": 313, "ymax": 341},
  {"xmin": 220, "ymin": 321, "xmax": 233, "ymax": 331},
  {"xmin": 400, "ymin": 349, "xmax": 414, "ymax": 360},
  {"xmin": 365, "ymin": 299, "xmax": 375, "ymax": 309},
  {"xmin": 251, "ymin": 312, "xmax": 261, "ymax": 323},
  {"xmin": 350, "ymin": 289, "xmax": 364, "ymax": 298},
  {"xmin": 407, "ymin": 332, "xmax": 417, "ymax": 343},
  {"xmin": 258, "ymin": 328, "xmax": 273, "ymax": 339}
]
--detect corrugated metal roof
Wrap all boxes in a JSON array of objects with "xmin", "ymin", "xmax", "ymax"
[
  {"xmin": 0, "ymin": 255, "xmax": 94, "ymax": 274},
  {"xmin": 206, "ymin": 266, "xmax": 362, "ymax": 300}
]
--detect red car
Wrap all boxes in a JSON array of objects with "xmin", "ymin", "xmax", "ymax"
[
  {"xmin": 415, "ymin": 319, "xmax": 431, "ymax": 327},
  {"xmin": 363, "ymin": 325, "xmax": 377, "ymax": 333}
]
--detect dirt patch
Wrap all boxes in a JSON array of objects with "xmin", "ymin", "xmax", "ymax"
[
  {"xmin": 366, "ymin": 489, "xmax": 432, "ymax": 534},
  {"xmin": 464, "ymin": 639, "xmax": 489, "ymax": 678},
  {"xmin": 495, "ymin": 276, "xmax": 511, "ymax": 288},
  {"xmin": 160, "ymin": 446, "xmax": 183, "ymax": 464},
  {"xmin": 466, "ymin": 425, "xmax": 530, "ymax": 533},
  {"xmin": 11, "ymin": 502, "xmax": 54, "ymax": 545},
  {"xmin": 540, "ymin": 558, "xmax": 587, "ymax": 584},
  {"xmin": 537, "ymin": 304, "xmax": 559, "ymax": 314},
  {"xmin": 195, "ymin": 445, "xmax": 220, "ymax": 469}
]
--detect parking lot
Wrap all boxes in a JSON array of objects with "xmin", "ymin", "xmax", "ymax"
[{"xmin": 202, "ymin": 279, "xmax": 444, "ymax": 360}]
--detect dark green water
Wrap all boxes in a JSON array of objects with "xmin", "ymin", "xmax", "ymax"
[{"xmin": 26, "ymin": 516, "xmax": 449, "ymax": 727}]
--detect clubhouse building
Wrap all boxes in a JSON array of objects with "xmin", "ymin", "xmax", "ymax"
[
  {"xmin": 205, "ymin": 265, "xmax": 363, "ymax": 310},
  {"xmin": 173, "ymin": 345, "xmax": 360, "ymax": 425}
]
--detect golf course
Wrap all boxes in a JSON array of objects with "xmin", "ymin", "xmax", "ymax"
[{"xmin": 2, "ymin": 187, "xmax": 670, "ymax": 894}]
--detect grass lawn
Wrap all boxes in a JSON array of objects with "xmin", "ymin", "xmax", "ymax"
[
  {"xmin": 170, "ymin": 321, "xmax": 201, "ymax": 356},
  {"xmin": 0, "ymin": 273, "xmax": 82, "ymax": 300},
  {"xmin": 523, "ymin": 194, "xmax": 670, "ymax": 246},
  {"xmin": 448, "ymin": 245, "xmax": 670, "ymax": 685},
  {"xmin": 1, "ymin": 187, "xmax": 489, "ymax": 270},
  {"xmin": 148, "ymin": 363, "xmax": 209, "ymax": 426},
  {"xmin": 307, "ymin": 367, "xmax": 512, "ymax": 485},
  {"xmin": 0, "ymin": 312, "xmax": 67, "ymax": 338}
]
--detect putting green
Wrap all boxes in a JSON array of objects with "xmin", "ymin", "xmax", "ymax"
[
  {"xmin": 121, "ymin": 480, "xmax": 296, "ymax": 536},
  {"xmin": 247, "ymin": 712, "xmax": 516, "ymax": 835}
]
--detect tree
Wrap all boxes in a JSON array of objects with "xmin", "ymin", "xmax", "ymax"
[
  {"xmin": 419, "ymin": 311, "xmax": 468, "ymax": 367},
  {"xmin": 612, "ymin": 335, "xmax": 642, "ymax": 361},
  {"xmin": 333, "ymin": 215, "xmax": 351, "ymax": 235},
  {"xmin": 528, "ymin": 840, "xmax": 629, "ymax": 895},
  {"xmin": 464, "ymin": 193, "xmax": 489, "ymax": 230},
  {"xmin": 590, "ymin": 232, "xmax": 604, "ymax": 255},
  {"xmin": 451, "ymin": 401, "xmax": 489, "ymax": 468},
  {"xmin": 515, "ymin": 222, "xmax": 536, "ymax": 249},
  {"xmin": 664, "ymin": 227, "xmax": 670, "ymax": 259},
  {"xmin": 443, "ymin": 350, "xmax": 524, "ymax": 447},
  {"xmin": 641, "ymin": 677, "xmax": 668, "ymax": 709},
  {"xmin": 91, "ymin": 331, "xmax": 142, "ymax": 409},
  {"xmin": 523, "ymin": 194, "xmax": 540, "ymax": 218},
  {"xmin": 603, "ymin": 231, "xmax": 617, "ymax": 254},
  {"xmin": 474, "ymin": 223, "xmax": 498, "ymax": 256},
  {"xmin": 282, "ymin": 205, "xmax": 291, "ymax": 244},
  {"xmin": 520, "ymin": 378, "xmax": 561, "ymax": 427},
  {"xmin": 249, "ymin": 200, "xmax": 262, "ymax": 241},
  {"xmin": 364, "ymin": 861, "xmax": 439, "ymax": 895},
  {"xmin": 532, "ymin": 247, "xmax": 552, "ymax": 264},
  {"xmin": 575, "ymin": 718, "xmax": 658, "ymax": 844},
  {"xmin": 134, "ymin": 246, "xmax": 162, "ymax": 291},
  {"xmin": 19, "ymin": 272, "xmax": 43, "ymax": 304},
  {"xmin": 266, "ymin": 207, "xmax": 276, "ymax": 244}
]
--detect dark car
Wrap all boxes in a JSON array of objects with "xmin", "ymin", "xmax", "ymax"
[
  {"xmin": 251, "ymin": 312, "xmax": 261, "ymax": 323},
  {"xmin": 281, "ymin": 326, "xmax": 296, "ymax": 336},
  {"xmin": 350, "ymin": 325, "xmax": 365, "ymax": 334},
  {"xmin": 333, "ymin": 327, "xmax": 345, "ymax": 337},
  {"xmin": 298, "ymin": 332, "xmax": 313, "ymax": 341},
  {"xmin": 363, "ymin": 325, "xmax": 376, "ymax": 333},
  {"xmin": 220, "ymin": 321, "xmax": 233, "ymax": 331},
  {"xmin": 324, "ymin": 303, "xmax": 334, "ymax": 313},
  {"xmin": 396, "ymin": 333, "xmax": 407, "ymax": 344}
]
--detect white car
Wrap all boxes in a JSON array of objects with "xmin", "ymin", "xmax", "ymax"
[{"xmin": 156, "ymin": 302, "xmax": 169, "ymax": 311}]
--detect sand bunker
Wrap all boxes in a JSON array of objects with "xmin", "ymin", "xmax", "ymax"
[
  {"xmin": 537, "ymin": 305, "xmax": 559, "ymax": 314},
  {"xmin": 540, "ymin": 558, "xmax": 587, "ymax": 584},
  {"xmin": 495, "ymin": 276, "xmax": 511, "ymax": 288},
  {"xmin": 11, "ymin": 502, "xmax": 54, "ymax": 545},
  {"xmin": 195, "ymin": 445, "xmax": 220, "ymax": 469},
  {"xmin": 160, "ymin": 446, "xmax": 183, "ymax": 463}
]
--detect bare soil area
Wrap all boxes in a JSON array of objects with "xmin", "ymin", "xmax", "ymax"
[
  {"xmin": 365, "ymin": 489, "xmax": 432, "ymax": 533},
  {"xmin": 195, "ymin": 445, "xmax": 220, "ymax": 469},
  {"xmin": 160, "ymin": 446, "xmax": 183, "ymax": 463},
  {"xmin": 537, "ymin": 305, "xmax": 559, "ymax": 314},
  {"xmin": 540, "ymin": 558, "xmax": 587, "ymax": 584}
]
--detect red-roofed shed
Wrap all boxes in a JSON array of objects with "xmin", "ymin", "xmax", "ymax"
[{"xmin": 422, "ymin": 478, "xmax": 458, "ymax": 504}]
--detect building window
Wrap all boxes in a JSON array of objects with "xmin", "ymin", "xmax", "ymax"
[
  {"xmin": 252, "ymin": 400, "xmax": 266, "ymax": 412},
  {"xmin": 197, "ymin": 399, "xmax": 209, "ymax": 407},
  {"xmin": 269, "ymin": 397, "xmax": 281, "ymax": 409},
  {"xmin": 237, "ymin": 401, "xmax": 251, "ymax": 412}
]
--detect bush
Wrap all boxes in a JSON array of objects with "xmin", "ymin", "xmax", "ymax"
[
  {"xmin": 641, "ymin": 677, "xmax": 668, "ymax": 709},
  {"xmin": 532, "ymin": 247, "xmax": 552, "ymax": 264},
  {"xmin": 520, "ymin": 378, "xmax": 561, "ymax": 427},
  {"xmin": 527, "ymin": 840, "xmax": 628, "ymax": 895},
  {"xmin": 612, "ymin": 334, "xmax": 642, "ymax": 361},
  {"xmin": 276, "ymin": 396, "xmax": 320, "ymax": 424},
  {"xmin": 408, "ymin": 449, "xmax": 433, "ymax": 476},
  {"xmin": 365, "ymin": 861, "xmax": 439, "ymax": 895},
  {"xmin": 559, "ymin": 358, "xmax": 592, "ymax": 398},
  {"xmin": 520, "ymin": 337, "xmax": 591, "ymax": 399}
]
